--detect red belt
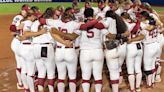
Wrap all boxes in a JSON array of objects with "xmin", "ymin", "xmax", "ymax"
[{"xmin": 56, "ymin": 46, "xmax": 73, "ymax": 48}]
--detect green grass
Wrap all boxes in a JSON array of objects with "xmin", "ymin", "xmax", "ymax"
[{"xmin": 0, "ymin": 2, "xmax": 163, "ymax": 15}]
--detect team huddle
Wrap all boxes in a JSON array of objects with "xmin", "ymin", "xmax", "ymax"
[{"xmin": 10, "ymin": 0, "xmax": 164, "ymax": 92}]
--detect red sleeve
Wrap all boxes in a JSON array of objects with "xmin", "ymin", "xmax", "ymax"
[
  {"xmin": 131, "ymin": 20, "xmax": 141, "ymax": 34},
  {"xmin": 9, "ymin": 24, "xmax": 17, "ymax": 32},
  {"xmin": 93, "ymin": 22, "xmax": 105, "ymax": 29},
  {"xmin": 79, "ymin": 19, "xmax": 98, "ymax": 30}
]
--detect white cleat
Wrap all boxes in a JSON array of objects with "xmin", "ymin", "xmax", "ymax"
[
  {"xmin": 155, "ymin": 75, "xmax": 162, "ymax": 82},
  {"xmin": 136, "ymin": 88, "xmax": 141, "ymax": 92},
  {"xmin": 17, "ymin": 83, "xmax": 24, "ymax": 89}
]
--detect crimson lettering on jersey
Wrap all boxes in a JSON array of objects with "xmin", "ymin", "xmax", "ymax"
[
  {"xmin": 149, "ymin": 30, "xmax": 157, "ymax": 38},
  {"xmin": 87, "ymin": 30, "xmax": 94, "ymax": 38},
  {"xmin": 131, "ymin": 31, "xmax": 140, "ymax": 38},
  {"xmin": 58, "ymin": 27, "xmax": 68, "ymax": 33}
]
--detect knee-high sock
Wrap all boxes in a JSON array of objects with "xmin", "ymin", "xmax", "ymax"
[
  {"xmin": 128, "ymin": 74, "xmax": 135, "ymax": 90},
  {"xmin": 147, "ymin": 74, "xmax": 153, "ymax": 86},
  {"xmin": 69, "ymin": 79, "xmax": 76, "ymax": 92},
  {"xmin": 21, "ymin": 73, "xmax": 28, "ymax": 89},
  {"xmin": 156, "ymin": 64, "xmax": 162, "ymax": 79},
  {"xmin": 119, "ymin": 76, "xmax": 123, "ymax": 85},
  {"xmin": 26, "ymin": 75, "xmax": 35, "ymax": 92},
  {"xmin": 152, "ymin": 69, "xmax": 156, "ymax": 84},
  {"xmin": 82, "ymin": 80, "xmax": 90, "ymax": 92},
  {"xmin": 37, "ymin": 78, "xmax": 45, "ymax": 91},
  {"xmin": 119, "ymin": 72, "xmax": 123, "ymax": 84},
  {"xmin": 57, "ymin": 79, "xmax": 65, "ymax": 92},
  {"xmin": 95, "ymin": 80, "xmax": 102, "ymax": 92},
  {"xmin": 111, "ymin": 80, "xmax": 119, "ymax": 92},
  {"xmin": 48, "ymin": 79, "xmax": 55, "ymax": 92},
  {"xmin": 156, "ymin": 67, "xmax": 161, "ymax": 79},
  {"xmin": 136, "ymin": 73, "xmax": 142, "ymax": 88},
  {"xmin": 16, "ymin": 68, "xmax": 23, "ymax": 85}
]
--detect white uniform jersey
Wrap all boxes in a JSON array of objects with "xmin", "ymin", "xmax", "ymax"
[
  {"xmin": 115, "ymin": 7, "xmax": 124, "ymax": 16},
  {"xmin": 125, "ymin": 20, "xmax": 141, "ymax": 43},
  {"xmin": 95, "ymin": 6, "xmax": 110, "ymax": 18},
  {"xmin": 46, "ymin": 19, "xmax": 62, "ymax": 28},
  {"xmin": 21, "ymin": 20, "xmax": 33, "ymax": 43},
  {"xmin": 56, "ymin": 20, "xmax": 80, "ymax": 47},
  {"xmin": 74, "ymin": 8, "xmax": 85, "ymax": 22},
  {"xmin": 100, "ymin": 17, "xmax": 117, "ymax": 45},
  {"xmin": 149, "ymin": 13, "xmax": 159, "ymax": 21},
  {"xmin": 12, "ymin": 14, "xmax": 24, "ymax": 26},
  {"xmin": 101, "ymin": 17, "xmax": 117, "ymax": 34},
  {"xmin": 141, "ymin": 22, "xmax": 158, "ymax": 44},
  {"xmin": 31, "ymin": 20, "xmax": 54, "ymax": 44},
  {"xmin": 127, "ymin": 8, "xmax": 137, "ymax": 21},
  {"xmin": 74, "ymin": 28, "xmax": 107, "ymax": 50}
]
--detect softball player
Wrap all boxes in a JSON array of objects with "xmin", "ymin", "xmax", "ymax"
[
  {"xmin": 121, "ymin": 12, "xmax": 144, "ymax": 92},
  {"xmin": 140, "ymin": 11, "xmax": 160, "ymax": 88},
  {"xmin": 51, "ymin": 8, "xmax": 107, "ymax": 92},
  {"xmin": 10, "ymin": 4, "xmax": 30, "ymax": 90},
  {"xmin": 53, "ymin": 13, "xmax": 79, "ymax": 92},
  {"xmin": 102, "ymin": 10, "xmax": 129, "ymax": 92},
  {"xmin": 18, "ymin": 10, "xmax": 45, "ymax": 92}
]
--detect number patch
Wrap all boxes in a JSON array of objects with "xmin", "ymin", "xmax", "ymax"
[
  {"xmin": 149, "ymin": 30, "xmax": 157, "ymax": 38},
  {"xmin": 87, "ymin": 30, "xmax": 94, "ymax": 38}
]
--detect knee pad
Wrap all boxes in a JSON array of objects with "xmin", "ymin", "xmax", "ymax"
[{"xmin": 144, "ymin": 70, "xmax": 152, "ymax": 76}]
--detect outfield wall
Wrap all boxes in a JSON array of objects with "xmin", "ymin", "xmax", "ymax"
[
  {"xmin": 0, "ymin": 0, "xmax": 85, "ymax": 3},
  {"xmin": 0, "ymin": 0, "xmax": 163, "ymax": 6}
]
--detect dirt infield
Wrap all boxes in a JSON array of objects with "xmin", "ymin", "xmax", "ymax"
[{"xmin": 0, "ymin": 13, "xmax": 164, "ymax": 92}]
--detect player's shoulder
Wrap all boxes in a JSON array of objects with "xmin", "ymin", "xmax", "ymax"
[
  {"xmin": 23, "ymin": 20, "xmax": 33, "ymax": 25},
  {"xmin": 47, "ymin": 19, "xmax": 60, "ymax": 26},
  {"xmin": 13, "ymin": 14, "xmax": 23, "ymax": 21},
  {"xmin": 104, "ymin": 6, "xmax": 110, "ymax": 12},
  {"xmin": 32, "ymin": 20, "xmax": 40, "ymax": 26},
  {"xmin": 104, "ymin": 17, "xmax": 115, "ymax": 22}
]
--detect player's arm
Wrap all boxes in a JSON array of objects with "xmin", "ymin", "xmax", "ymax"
[
  {"xmin": 22, "ymin": 28, "xmax": 47, "ymax": 38},
  {"xmin": 51, "ymin": 33, "xmax": 73, "ymax": 47},
  {"xmin": 79, "ymin": 19, "xmax": 99, "ymax": 30},
  {"xmin": 50, "ymin": 28, "xmax": 79, "ymax": 41},
  {"xmin": 106, "ymin": 31, "xmax": 130, "ymax": 39},
  {"xmin": 128, "ymin": 34, "xmax": 145, "ymax": 43},
  {"xmin": 145, "ymin": 25, "xmax": 156, "ymax": 32}
]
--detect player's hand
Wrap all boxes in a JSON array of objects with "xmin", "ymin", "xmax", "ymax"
[
  {"xmin": 64, "ymin": 40, "xmax": 73, "ymax": 48},
  {"xmin": 106, "ymin": 33, "xmax": 116, "ymax": 39},
  {"xmin": 39, "ymin": 27, "xmax": 48, "ymax": 34},
  {"xmin": 97, "ymin": 16, "xmax": 103, "ymax": 21},
  {"xmin": 17, "ymin": 23, "xmax": 24, "ymax": 30},
  {"xmin": 78, "ymin": 17, "xmax": 83, "ymax": 22},
  {"xmin": 127, "ymin": 38, "xmax": 132, "ymax": 44},
  {"xmin": 17, "ymin": 35, "xmax": 26, "ymax": 41}
]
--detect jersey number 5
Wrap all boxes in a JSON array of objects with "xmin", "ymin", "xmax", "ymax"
[{"xmin": 87, "ymin": 30, "xmax": 94, "ymax": 38}]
